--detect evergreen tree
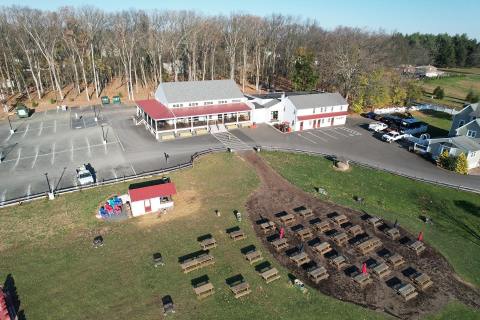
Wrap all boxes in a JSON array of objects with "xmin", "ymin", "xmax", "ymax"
[
  {"xmin": 290, "ymin": 48, "xmax": 319, "ymax": 91},
  {"xmin": 433, "ymin": 86, "xmax": 445, "ymax": 99},
  {"xmin": 466, "ymin": 90, "xmax": 479, "ymax": 103},
  {"xmin": 454, "ymin": 153, "xmax": 469, "ymax": 175}
]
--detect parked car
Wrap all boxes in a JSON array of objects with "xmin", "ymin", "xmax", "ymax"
[
  {"xmin": 381, "ymin": 131, "xmax": 407, "ymax": 143},
  {"xmin": 76, "ymin": 165, "xmax": 94, "ymax": 185},
  {"xmin": 368, "ymin": 122, "xmax": 388, "ymax": 132},
  {"xmin": 398, "ymin": 119, "xmax": 428, "ymax": 135},
  {"xmin": 362, "ymin": 111, "xmax": 377, "ymax": 119}
]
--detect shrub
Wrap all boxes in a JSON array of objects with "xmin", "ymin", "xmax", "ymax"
[
  {"xmin": 31, "ymin": 100, "xmax": 39, "ymax": 107},
  {"xmin": 49, "ymin": 98, "xmax": 57, "ymax": 104},
  {"xmin": 465, "ymin": 90, "xmax": 479, "ymax": 103},
  {"xmin": 437, "ymin": 150, "xmax": 454, "ymax": 170},
  {"xmin": 433, "ymin": 86, "xmax": 445, "ymax": 99},
  {"xmin": 117, "ymin": 92, "xmax": 123, "ymax": 98},
  {"xmin": 454, "ymin": 153, "xmax": 469, "ymax": 175}
]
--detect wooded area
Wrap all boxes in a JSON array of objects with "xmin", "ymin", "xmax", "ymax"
[{"xmin": 0, "ymin": 6, "xmax": 479, "ymax": 108}]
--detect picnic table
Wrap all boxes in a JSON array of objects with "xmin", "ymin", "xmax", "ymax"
[
  {"xmin": 290, "ymin": 252, "xmax": 311, "ymax": 266},
  {"xmin": 384, "ymin": 227, "xmax": 401, "ymax": 240},
  {"xmin": 372, "ymin": 262, "xmax": 391, "ymax": 279},
  {"xmin": 308, "ymin": 266, "xmax": 329, "ymax": 283},
  {"xmin": 368, "ymin": 217, "xmax": 383, "ymax": 228},
  {"xmin": 244, "ymin": 250, "xmax": 263, "ymax": 264},
  {"xmin": 296, "ymin": 207, "xmax": 314, "ymax": 218},
  {"xmin": 408, "ymin": 240, "xmax": 426, "ymax": 255},
  {"xmin": 230, "ymin": 282, "xmax": 251, "ymax": 299},
  {"xmin": 199, "ymin": 238, "xmax": 217, "ymax": 250},
  {"xmin": 312, "ymin": 241, "xmax": 332, "ymax": 255},
  {"xmin": 412, "ymin": 273, "xmax": 433, "ymax": 291},
  {"xmin": 330, "ymin": 255, "xmax": 347, "ymax": 270},
  {"xmin": 397, "ymin": 283, "xmax": 418, "ymax": 301},
  {"xmin": 355, "ymin": 237, "xmax": 382, "ymax": 255},
  {"xmin": 271, "ymin": 238, "xmax": 288, "ymax": 251},
  {"xmin": 193, "ymin": 282, "xmax": 215, "ymax": 299},
  {"xmin": 347, "ymin": 225, "xmax": 363, "ymax": 237},
  {"xmin": 353, "ymin": 273, "xmax": 373, "ymax": 287},
  {"xmin": 332, "ymin": 232, "xmax": 348, "ymax": 246},
  {"xmin": 331, "ymin": 214, "xmax": 349, "ymax": 226},
  {"xmin": 279, "ymin": 214, "xmax": 296, "ymax": 226},
  {"xmin": 230, "ymin": 230, "xmax": 246, "ymax": 241},
  {"xmin": 259, "ymin": 268, "xmax": 281, "ymax": 283},
  {"xmin": 296, "ymin": 227, "xmax": 314, "ymax": 241},
  {"xmin": 260, "ymin": 221, "xmax": 275, "ymax": 234},
  {"xmin": 315, "ymin": 220, "xmax": 332, "ymax": 233},
  {"xmin": 386, "ymin": 253, "xmax": 405, "ymax": 269},
  {"xmin": 180, "ymin": 254, "xmax": 215, "ymax": 274}
]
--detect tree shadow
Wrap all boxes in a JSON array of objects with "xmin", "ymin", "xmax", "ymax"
[
  {"xmin": 3, "ymin": 274, "xmax": 27, "ymax": 320},
  {"xmin": 454, "ymin": 200, "xmax": 480, "ymax": 218}
]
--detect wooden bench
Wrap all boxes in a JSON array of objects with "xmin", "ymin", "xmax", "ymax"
[
  {"xmin": 372, "ymin": 262, "xmax": 391, "ymax": 279},
  {"xmin": 296, "ymin": 228, "xmax": 314, "ymax": 241},
  {"xmin": 397, "ymin": 283, "xmax": 418, "ymax": 301},
  {"xmin": 271, "ymin": 238, "xmax": 288, "ymax": 251},
  {"xmin": 260, "ymin": 221, "xmax": 276, "ymax": 234},
  {"xmin": 244, "ymin": 250, "xmax": 263, "ymax": 264},
  {"xmin": 312, "ymin": 242, "xmax": 332, "ymax": 255},
  {"xmin": 330, "ymin": 255, "xmax": 347, "ymax": 270},
  {"xmin": 408, "ymin": 241, "xmax": 426, "ymax": 255},
  {"xmin": 290, "ymin": 252, "xmax": 311, "ymax": 266},
  {"xmin": 353, "ymin": 273, "xmax": 373, "ymax": 287},
  {"xmin": 199, "ymin": 238, "xmax": 217, "ymax": 250},
  {"xmin": 332, "ymin": 232, "xmax": 348, "ymax": 246},
  {"xmin": 230, "ymin": 282, "xmax": 251, "ymax": 299},
  {"xmin": 259, "ymin": 268, "xmax": 281, "ymax": 283},
  {"xmin": 230, "ymin": 230, "xmax": 247, "ymax": 241},
  {"xmin": 412, "ymin": 273, "xmax": 433, "ymax": 291},
  {"xmin": 279, "ymin": 214, "xmax": 296, "ymax": 226},
  {"xmin": 308, "ymin": 266, "xmax": 329, "ymax": 283},
  {"xmin": 193, "ymin": 282, "xmax": 215, "ymax": 299},
  {"xmin": 297, "ymin": 207, "xmax": 314, "ymax": 218},
  {"xmin": 386, "ymin": 253, "xmax": 405, "ymax": 269},
  {"xmin": 314, "ymin": 221, "xmax": 332, "ymax": 233},
  {"xmin": 384, "ymin": 228, "xmax": 401, "ymax": 240},
  {"xmin": 180, "ymin": 254, "xmax": 215, "ymax": 274},
  {"xmin": 347, "ymin": 225, "xmax": 363, "ymax": 237},
  {"xmin": 368, "ymin": 217, "xmax": 383, "ymax": 228},
  {"xmin": 331, "ymin": 214, "xmax": 349, "ymax": 226},
  {"xmin": 355, "ymin": 237, "xmax": 382, "ymax": 255}
]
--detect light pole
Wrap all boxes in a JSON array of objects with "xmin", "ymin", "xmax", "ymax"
[
  {"xmin": 45, "ymin": 172, "xmax": 54, "ymax": 200},
  {"xmin": 101, "ymin": 124, "xmax": 107, "ymax": 144},
  {"xmin": 93, "ymin": 105, "xmax": 98, "ymax": 122},
  {"xmin": 7, "ymin": 115, "xmax": 14, "ymax": 134}
]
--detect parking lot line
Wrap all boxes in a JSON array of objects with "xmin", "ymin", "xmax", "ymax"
[
  {"xmin": 26, "ymin": 184, "xmax": 31, "ymax": 198},
  {"xmin": 315, "ymin": 129, "xmax": 338, "ymax": 139},
  {"xmin": 329, "ymin": 128, "xmax": 349, "ymax": 137},
  {"xmin": 306, "ymin": 131, "xmax": 327, "ymax": 142},
  {"xmin": 31, "ymin": 147, "xmax": 39, "ymax": 168},
  {"xmin": 85, "ymin": 137, "xmax": 91, "ymax": 157},
  {"xmin": 0, "ymin": 189, "xmax": 6, "ymax": 204},
  {"xmin": 11, "ymin": 148, "xmax": 21, "ymax": 171},
  {"xmin": 38, "ymin": 121, "xmax": 43, "ymax": 136},
  {"xmin": 130, "ymin": 164, "xmax": 137, "ymax": 175},
  {"xmin": 22, "ymin": 123, "xmax": 30, "ymax": 138},
  {"xmin": 51, "ymin": 143, "xmax": 56, "ymax": 165},
  {"xmin": 297, "ymin": 133, "xmax": 317, "ymax": 144},
  {"xmin": 54, "ymin": 120, "xmax": 57, "ymax": 133},
  {"xmin": 111, "ymin": 168, "xmax": 118, "ymax": 179}
]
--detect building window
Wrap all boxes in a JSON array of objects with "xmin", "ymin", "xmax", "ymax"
[
  {"xmin": 204, "ymin": 101, "xmax": 213, "ymax": 105},
  {"xmin": 467, "ymin": 130, "xmax": 477, "ymax": 138},
  {"xmin": 188, "ymin": 102, "xmax": 199, "ymax": 107},
  {"xmin": 313, "ymin": 108, "xmax": 316, "ymax": 114},
  {"xmin": 218, "ymin": 100, "xmax": 227, "ymax": 104},
  {"xmin": 270, "ymin": 111, "xmax": 278, "ymax": 121},
  {"xmin": 470, "ymin": 151, "xmax": 476, "ymax": 157},
  {"xmin": 458, "ymin": 120, "xmax": 465, "ymax": 127}
]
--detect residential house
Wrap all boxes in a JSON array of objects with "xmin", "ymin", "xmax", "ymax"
[{"xmin": 415, "ymin": 65, "xmax": 443, "ymax": 78}]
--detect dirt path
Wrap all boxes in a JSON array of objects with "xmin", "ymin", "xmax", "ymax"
[{"xmin": 240, "ymin": 151, "xmax": 480, "ymax": 319}]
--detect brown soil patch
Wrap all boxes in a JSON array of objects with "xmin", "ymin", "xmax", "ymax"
[
  {"xmin": 134, "ymin": 189, "xmax": 202, "ymax": 228},
  {"xmin": 241, "ymin": 151, "xmax": 480, "ymax": 319}
]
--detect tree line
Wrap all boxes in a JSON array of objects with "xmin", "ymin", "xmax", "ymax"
[{"xmin": 0, "ymin": 6, "xmax": 478, "ymax": 107}]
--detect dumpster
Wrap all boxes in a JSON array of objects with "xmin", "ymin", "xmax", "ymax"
[
  {"xmin": 16, "ymin": 104, "xmax": 30, "ymax": 118},
  {"xmin": 101, "ymin": 96, "xmax": 110, "ymax": 105},
  {"xmin": 112, "ymin": 96, "xmax": 121, "ymax": 104}
]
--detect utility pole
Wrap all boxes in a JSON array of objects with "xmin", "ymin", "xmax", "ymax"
[{"xmin": 45, "ymin": 172, "xmax": 54, "ymax": 200}]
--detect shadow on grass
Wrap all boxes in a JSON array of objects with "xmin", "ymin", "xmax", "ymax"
[
  {"xmin": 178, "ymin": 250, "xmax": 209, "ymax": 263},
  {"xmin": 254, "ymin": 261, "xmax": 272, "ymax": 273},
  {"xmin": 225, "ymin": 274, "xmax": 245, "ymax": 287},
  {"xmin": 226, "ymin": 226, "xmax": 240, "ymax": 234},
  {"xmin": 197, "ymin": 234, "xmax": 213, "ymax": 242},
  {"xmin": 240, "ymin": 245, "xmax": 257, "ymax": 255},
  {"xmin": 191, "ymin": 275, "xmax": 210, "ymax": 287},
  {"xmin": 3, "ymin": 274, "xmax": 27, "ymax": 320},
  {"xmin": 454, "ymin": 200, "xmax": 480, "ymax": 218}
]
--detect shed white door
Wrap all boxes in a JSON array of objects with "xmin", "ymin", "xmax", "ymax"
[{"xmin": 144, "ymin": 199, "xmax": 152, "ymax": 212}]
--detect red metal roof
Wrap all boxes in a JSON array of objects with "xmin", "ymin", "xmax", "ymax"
[
  {"xmin": 128, "ymin": 182, "xmax": 177, "ymax": 202},
  {"xmin": 297, "ymin": 111, "xmax": 349, "ymax": 121},
  {"xmin": 136, "ymin": 100, "xmax": 251, "ymax": 120},
  {"xmin": 136, "ymin": 99, "xmax": 175, "ymax": 119}
]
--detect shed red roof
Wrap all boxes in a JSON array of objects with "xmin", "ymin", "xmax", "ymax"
[
  {"xmin": 136, "ymin": 99, "xmax": 252, "ymax": 120},
  {"xmin": 297, "ymin": 111, "xmax": 349, "ymax": 121},
  {"xmin": 128, "ymin": 182, "xmax": 177, "ymax": 202}
]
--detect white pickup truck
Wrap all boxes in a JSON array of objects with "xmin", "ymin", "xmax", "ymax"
[
  {"xmin": 368, "ymin": 122, "xmax": 388, "ymax": 132},
  {"xmin": 76, "ymin": 165, "xmax": 94, "ymax": 185},
  {"xmin": 381, "ymin": 131, "xmax": 407, "ymax": 143}
]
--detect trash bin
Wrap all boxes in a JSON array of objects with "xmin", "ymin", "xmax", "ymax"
[{"xmin": 101, "ymin": 96, "xmax": 110, "ymax": 105}]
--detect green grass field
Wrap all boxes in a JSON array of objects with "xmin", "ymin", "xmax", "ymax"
[
  {"xmin": 0, "ymin": 152, "xmax": 479, "ymax": 319},
  {"xmin": 420, "ymin": 68, "xmax": 480, "ymax": 109},
  {"xmin": 411, "ymin": 110, "xmax": 452, "ymax": 137}
]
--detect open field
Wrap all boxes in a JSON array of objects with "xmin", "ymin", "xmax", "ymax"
[
  {"xmin": 420, "ymin": 68, "xmax": 480, "ymax": 109},
  {"xmin": 261, "ymin": 152, "xmax": 480, "ymax": 290},
  {"xmin": 0, "ymin": 152, "xmax": 479, "ymax": 319},
  {"xmin": 410, "ymin": 110, "xmax": 452, "ymax": 137}
]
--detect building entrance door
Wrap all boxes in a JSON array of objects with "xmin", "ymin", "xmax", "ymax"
[{"xmin": 144, "ymin": 199, "xmax": 152, "ymax": 212}]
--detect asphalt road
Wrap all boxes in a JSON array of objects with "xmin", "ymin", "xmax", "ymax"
[{"xmin": 1, "ymin": 105, "xmax": 479, "ymax": 203}]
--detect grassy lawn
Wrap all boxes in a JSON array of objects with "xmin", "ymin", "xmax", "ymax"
[
  {"xmin": 0, "ymin": 153, "xmax": 387, "ymax": 320},
  {"xmin": 410, "ymin": 110, "xmax": 452, "ymax": 137},
  {"xmin": 420, "ymin": 69, "xmax": 480, "ymax": 109},
  {"xmin": 261, "ymin": 152, "xmax": 480, "ymax": 290}
]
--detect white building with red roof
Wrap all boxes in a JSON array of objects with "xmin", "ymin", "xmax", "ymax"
[{"xmin": 128, "ymin": 178, "xmax": 177, "ymax": 217}]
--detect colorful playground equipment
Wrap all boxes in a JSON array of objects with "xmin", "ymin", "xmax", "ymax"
[{"xmin": 97, "ymin": 195, "xmax": 123, "ymax": 219}]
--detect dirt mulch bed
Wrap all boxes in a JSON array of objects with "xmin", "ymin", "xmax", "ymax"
[{"xmin": 240, "ymin": 151, "xmax": 480, "ymax": 319}]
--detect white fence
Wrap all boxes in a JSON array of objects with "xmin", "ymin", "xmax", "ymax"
[{"xmin": 374, "ymin": 104, "xmax": 459, "ymax": 115}]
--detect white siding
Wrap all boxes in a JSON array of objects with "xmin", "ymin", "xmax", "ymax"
[{"xmin": 130, "ymin": 197, "xmax": 174, "ymax": 217}]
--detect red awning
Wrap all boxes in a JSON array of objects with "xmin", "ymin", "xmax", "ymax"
[
  {"xmin": 136, "ymin": 100, "xmax": 251, "ymax": 120},
  {"xmin": 297, "ymin": 111, "xmax": 349, "ymax": 121},
  {"xmin": 129, "ymin": 182, "xmax": 177, "ymax": 202},
  {"xmin": 136, "ymin": 99, "xmax": 175, "ymax": 119}
]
